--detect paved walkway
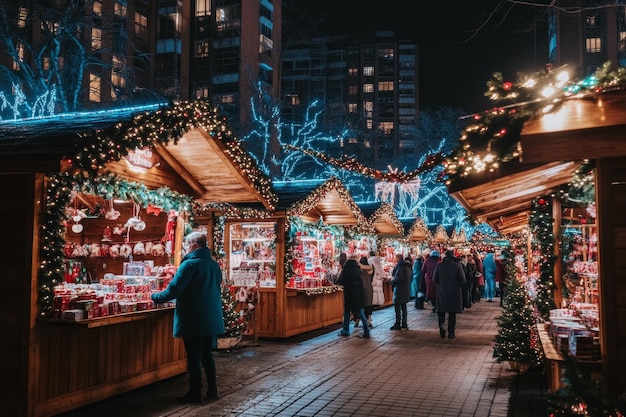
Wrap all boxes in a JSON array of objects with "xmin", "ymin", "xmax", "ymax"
[{"xmin": 55, "ymin": 299, "xmax": 548, "ymax": 417}]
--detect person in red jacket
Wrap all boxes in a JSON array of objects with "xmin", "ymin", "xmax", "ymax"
[{"xmin": 421, "ymin": 249, "xmax": 441, "ymax": 312}]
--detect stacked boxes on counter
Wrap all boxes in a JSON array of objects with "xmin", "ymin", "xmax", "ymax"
[
  {"xmin": 548, "ymin": 307, "xmax": 600, "ymax": 360},
  {"xmin": 53, "ymin": 264, "xmax": 177, "ymax": 320}
]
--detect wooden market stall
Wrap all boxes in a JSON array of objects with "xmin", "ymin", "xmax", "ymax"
[
  {"xmin": 358, "ymin": 202, "xmax": 405, "ymax": 306},
  {"xmin": 447, "ymin": 90, "xmax": 626, "ymax": 396},
  {"xmin": 218, "ymin": 177, "xmax": 367, "ymax": 339},
  {"xmin": 0, "ymin": 100, "xmax": 277, "ymax": 417}
]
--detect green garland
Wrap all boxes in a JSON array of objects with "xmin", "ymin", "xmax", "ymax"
[
  {"xmin": 442, "ymin": 61, "xmax": 626, "ymax": 186},
  {"xmin": 71, "ymin": 99, "xmax": 276, "ymax": 210},
  {"xmin": 39, "ymin": 171, "xmax": 193, "ymax": 316},
  {"xmin": 528, "ymin": 196, "xmax": 557, "ymax": 320}
]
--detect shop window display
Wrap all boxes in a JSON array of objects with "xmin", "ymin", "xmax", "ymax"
[{"xmin": 229, "ymin": 222, "xmax": 277, "ymax": 288}]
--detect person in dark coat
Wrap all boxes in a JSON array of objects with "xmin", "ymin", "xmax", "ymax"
[
  {"xmin": 421, "ymin": 249, "xmax": 441, "ymax": 312},
  {"xmin": 495, "ymin": 253, "xmax": 509, "ymax": 307},
  {"xmin": 433, "ymin": 249, "xmax": 466, "ymax": 339},
  {"xmin": 338, "ymin": 255, "xmax": 370, "ymax": 338},
  {"xmin": 460, "ymin": 254, "xmax": 475, "ymax": 309},
  {"xmin": 151, "ymin": 232, "xmax": 225, "ymax": 403},
  {"xmin": 412, "ymin": 252, "xmax": 425, "ymax": 309},
  {"xmin": 358, "ymin": 256, "xmax": 375, "ymax": 328},
  {"xmin": 389, "ymin": 253, "xmax": 411, "ymax": 330}
]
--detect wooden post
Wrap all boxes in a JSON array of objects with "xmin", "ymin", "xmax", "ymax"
[{"xmin": 552, "ymin": 196, "xmax": 563, "ymax": 308}]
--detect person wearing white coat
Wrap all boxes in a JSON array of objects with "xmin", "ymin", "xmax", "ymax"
[{"xmin": 368, "ymin": 250, "xmax": 386, "ymax": 312}]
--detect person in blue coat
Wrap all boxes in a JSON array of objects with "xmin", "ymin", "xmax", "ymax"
[
  {"xmin": 151, "ymin": 231, "xmax": 225, "ymax": 403},
  {"xmin": 482, "ymin": 251, "xmax": 497, "ymax": 302}
]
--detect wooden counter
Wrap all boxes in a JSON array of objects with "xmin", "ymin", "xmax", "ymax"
[
  {"xmin": 34, "ymin": 308, "xmax": 186, "ymax": 417},
  {"xmin": 536, "ymin": 323, "xmax": 602, "ymax": 393}
]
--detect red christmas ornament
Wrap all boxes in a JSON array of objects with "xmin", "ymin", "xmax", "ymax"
[
  {"xmin": 538, "ymin": 198, "xmax": 546, "ymax": 205},
  {"xmin": 581, "ymin": 218, "xmax": 587, "ymax": 224},
  {"xmin": 503, "ymin": 82, "xmax": 513, "ymax": 90}
]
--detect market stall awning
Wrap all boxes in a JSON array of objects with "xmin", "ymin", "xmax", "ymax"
[
  {"xmin": 358, "ymin": 202, "xmax": 404, "ymax": 238},
  {"xmin": 404, "ymin": 217, "xmax": 431, "ymax": 242},
  {"xmin": 448, "ymin": 159, "xmax": 579, "ymax": 235},
  {"xmin": 453, "ymin": 90, "xmax": 626, "ymax": 235},
  {"xmin": 274, "ymin": 177, "xmax": 366, "ymax": 225},
  {"xmin": 154, "ymin": 127, "xmax": 276, "ymax": 209},
  {"xmin": 519, "ymin": 90, "xmax": 626, "ymax": 164}
]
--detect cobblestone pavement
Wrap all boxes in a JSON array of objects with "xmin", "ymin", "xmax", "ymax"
[{"xmin": 55, "ymin": 299, "xmax": 548, "ymax": 417}]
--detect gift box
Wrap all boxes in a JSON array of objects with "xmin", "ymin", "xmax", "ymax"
[{"xmin": 62, "ymin": 309, "xmax": 84, "ymax": 321}]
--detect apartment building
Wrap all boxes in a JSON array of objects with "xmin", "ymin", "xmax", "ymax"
[
  {"xmin": 282, "ymin": 31, "xmax": 418, "ymax": 163},
  {"xmin": 0, "ymin": 0, "xmax": 282, "ymax": 127},
  {"xmin": 548, "ymin": 0, "xmax": 626, "ymax": 76}
]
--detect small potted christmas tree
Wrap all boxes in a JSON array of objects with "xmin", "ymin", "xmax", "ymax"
[
  {"xmin": 218, "ymin": 286, "xmax": 246, "ymax": 349},
  {"xmin": 493, "ymin": 275, "xmax": 543, "ymax": 372}
]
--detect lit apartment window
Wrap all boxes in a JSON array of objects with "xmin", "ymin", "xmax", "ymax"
[
  {"xmin": 364, "ymin": 101, "xmax": 373, "ymax": 117},
  {"xmin": 366, "ymin": 119, "xmax": 373, "ymax": 129},
  {"xmin": 111, "ymin": 55, "xmax": 125, "ymax": 89},
  {"xmin": 195, "ymin": 86, "xmax": 209, "ymax": 99},
  {"xmin": 115, "ymin": 1, "xmax": 127, "ymax": 17},
  {"xmin": 287, "ymin": 94, "xmax": 300, "ymax": 106},
  {"xmin": 196, "ymin": 0, "xmax": 211, "ymax": 16},
  {"xmin": 363, "ymin": 83, "xmax": 374, "ymax": 93},
  {"xmin": 13, "ymin": 42, "xmax": 25, "ymax": 70},
  {"xmin": 586, "ymin": 14, "xmax": 597, "ymax": 27},
  {"xmin": 195, "ymin": 41, "xmax": 209, "ymax": 58},
  {"xmin": 93, "ymin": 0, "xmax": 102, "ymax": 16},
  {"xmin": 348, "ymin": 68, "xmax": 358, "ymax": 76},
  {"xmin": 89, "ymin": 73, "xmax": 101, "ymax": 102},
  {"xmin": 216, "ymin": 8, "xmax": 229, "ymax": 21},
  {"xmin": 349, "ymin": 86, "xmax": 357, "ymax": 95},
  {"xmin": 586, "ymin": 37, "xmax": 601, "ymax": 53},
  {"xmin": 348, "ymin": 103, "xmax": 357, "ymax": 113},
  {"xmin": 363, "ymin": 66, "xmax": 374, "ymax": 76},
  {"xmin": 134, "ymin": 12, "xmax": 148, "ymax": 41},
  {"xmin": 378, "ymin": 48, "xmax": 394, "ymax": 59},
  {"xmin": 378, "ymin": 81, "xmax": 394, "ymax": 91},
  {"xmin": 259, "ymin": 33, "xmax": 273, "ymax": 56},
  {"xmin": 18, "ymin": 7, "xmax": 27, "ymax": 28},
  {"xmin": 217, "ymin": 95, "xmax": 235, "ymax": 104},
  {"xmin": 42, "ymin": 57, "xmax": 50, "ymax": 71},
  {"xmin": 92, "ymin": 28, "xmax": 102, "ymax": 50},
  {"xmin": 379, "ymin": 121, "xmax": 394, "ymax": 134}
]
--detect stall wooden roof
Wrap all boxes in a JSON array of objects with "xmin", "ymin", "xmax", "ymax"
[
  {"xmin": 0, "ymin": 101, "xmax": 277, "ymax": 210},
  {"xmin": 404, "ymin": 217, "xmax": 432, "ymax": 242},
  {"xmin": 448, "ymin": 90, "xmax": 626, "ymax": 235},
  {"xmin": 155, "ymin": 128, "xmax": 274, "ymax": 208},
  {"xmin": 274, "ymin": 177, "xmax": 366, "ymax": 225},
  {"xmin": 448, "ymin": 160, "xmax": 579, "ymax": 235},
  {"xmin": 358, "ymin": 202, "xmax": 404, "ymax": 238}
]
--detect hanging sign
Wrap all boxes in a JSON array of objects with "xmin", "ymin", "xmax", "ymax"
[{"xmin": 124, "ymin": 148, "xmax": 160, "ymax": 171}]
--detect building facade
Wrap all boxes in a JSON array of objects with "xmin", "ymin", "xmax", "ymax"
[
  {"xmin": 548, "ymin": 0, "xmax": 626, "ymax": 76},
  {"xmin": 281, "ymin": 31, "xmax": 419, "ymax": 162},
  {"xmin": 0, "ymin": 0, "xmax": 282, "ymax": 128}
]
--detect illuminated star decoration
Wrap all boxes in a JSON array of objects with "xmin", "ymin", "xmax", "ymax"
[{"xmin": 283, "ymin": 144, "xmax": 443, "ymax": 183}]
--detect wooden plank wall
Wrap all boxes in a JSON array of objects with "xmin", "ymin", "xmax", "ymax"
[
  {"xmin": 284, "ymin": 291, "xmax": 343, "ymax": 338},
  {"xmin": 0, "ymin": 173, "xmax": 35, "ymax": 417},
  {"xmin": 33, "ymin": 312, "xmax": 186, "ymax": 417},
  {"xmin": 596, "ymin": 157, "xmax": 626, "ymax": 395}
]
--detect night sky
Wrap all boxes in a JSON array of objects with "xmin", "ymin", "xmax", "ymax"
[{"xmin": 285, "ymin": 0, "xmax": 550, "ymax": 114}]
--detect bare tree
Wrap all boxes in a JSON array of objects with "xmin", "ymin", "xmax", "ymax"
[{"xmin": 0, "ymin": 0, "xmax": 159, "ymax": 117}]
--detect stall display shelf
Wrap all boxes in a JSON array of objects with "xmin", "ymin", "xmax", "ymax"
[{"xmin": 229, "ymin": 222, "xmax": 277, "ymax": 288}]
